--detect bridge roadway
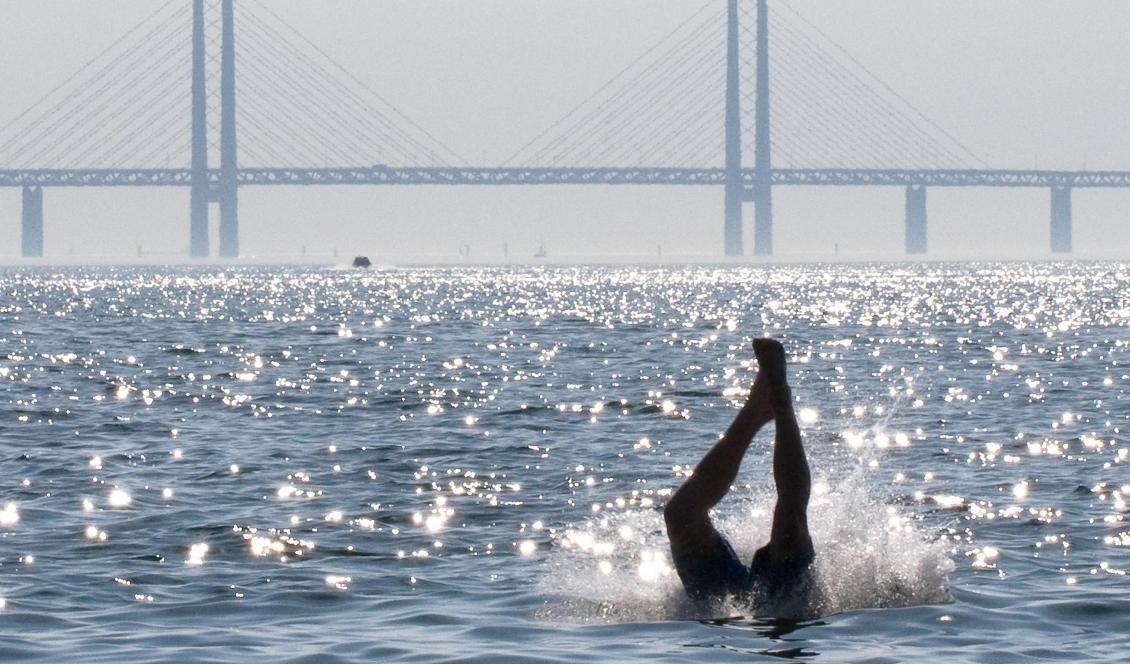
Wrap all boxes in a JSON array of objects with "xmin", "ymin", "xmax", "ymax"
[{"xmin": 4, "ymin": 167, "xmax": 1130, "ymax": 190}]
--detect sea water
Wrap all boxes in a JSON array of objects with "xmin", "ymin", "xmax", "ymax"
[{"xmin": 0, "ymin": 263, "xmax": 1126, "ymax": 662}]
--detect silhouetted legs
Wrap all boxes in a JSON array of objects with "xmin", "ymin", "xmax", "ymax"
[
  {"xmin": 754, "ymin": 339, "xmax": 813, "ymax": 565},
  {"xmin": 664, "ymin": 338, "xmax": 813, "ymax": 599}
]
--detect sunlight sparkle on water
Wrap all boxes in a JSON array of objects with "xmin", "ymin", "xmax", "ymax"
[
  {"xmin": 933, "ymin": 495, "xmax": 965, "ymax": 509},
  {"xmin": 108, "ymin": 488, "xmax": 131, "ymax": 508},
  {"xmin": 0, "ymin": 503, "xmax": 19, "ymax": 526},
  {"xmin": 326, "ymin": 575, "xmax": 351, "ymax": 591},
  {"xmin": 3, "ymin": 264, "xmax": 1130, "ymax": 658},
  {"xmin": 187, "ymin": 542, "xmax": 209, "ymax": 565},
  {"xmin": 425, "ymin": 515, "xmax": 445, "ymax": 533}
]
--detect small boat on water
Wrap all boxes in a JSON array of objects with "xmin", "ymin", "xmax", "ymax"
[
  {"xmin": 534, "ymin": 242, "xmax": 547, "ymax": 259},
  {"xmin": 352, "ymin": 256, "xmax": 372, "ymax": 268}
]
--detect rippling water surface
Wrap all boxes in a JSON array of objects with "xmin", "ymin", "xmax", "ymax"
[{"xmin": 1, "ymin": 263, "xmax": 1128, "ymax": 662}]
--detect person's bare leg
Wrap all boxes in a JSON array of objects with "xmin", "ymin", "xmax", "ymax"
[
  {"xmin": 664, "ymin": 346, "xmax": 774, "ymax": 557},
  {"xmin": 753, "ymin": 338, "xmax": 814, "ymax": 562}
]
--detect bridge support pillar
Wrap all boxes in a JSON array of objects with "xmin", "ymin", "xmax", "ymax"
[
  {"xmin": 1050, "ymin": 186, "xmax": 1072, "ymax": 253},
  {"xmin": 724, "ymin": 183, "xmax": 743, "ymax": 257},
  {"xmin": 723, "ymin": 0, "xmax": 743, "ymax": 256},
  {"xmin": 752, "ymin": 0, "xmax": 773, "ymax": 257},
  {"xmin": 752, "ymin": 185, "xmax": 773, "ymax": 257},
  {"xmin": 21, "ymin": 186, "xmax": 44, "ymax": 258},
  {"xmin": 218, "ymin": 0, "xmax": 239, "ymax": 259},
  {"xmin": 904, "ymin": 185, "xmax": 927, "ymax": 254},
  {"xmin": 190, "ymin": 186, "xmax": 210, "ymax": 258}
]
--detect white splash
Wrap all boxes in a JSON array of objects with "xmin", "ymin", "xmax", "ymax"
[{"xmin": 537, "ymin": 468, "xmax": 953, "ymax": 623}]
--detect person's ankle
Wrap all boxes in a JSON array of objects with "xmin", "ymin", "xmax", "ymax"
[{"xmin": 772, "ymin": 385, "xmax": 793, "ymax": 410}]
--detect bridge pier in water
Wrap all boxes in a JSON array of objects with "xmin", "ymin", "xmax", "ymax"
[
  {"xmin": 21, "ymin": 186, "xmax": 44, "ymax": 258},
  {"xmin": 904, "ymin": 185, "xmax": 927, "ymax": 254},
  {"xmin": 1050, "ymin": 186, "xmax": 1072, "ymax": 253}
]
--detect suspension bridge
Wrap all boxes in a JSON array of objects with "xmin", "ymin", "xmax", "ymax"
[{"xmin": 1, "ymin": 0, "xmax": 1124, "ymax": 259}]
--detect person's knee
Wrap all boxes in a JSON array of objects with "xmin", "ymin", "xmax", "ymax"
[
  {"xmin": 663, "ymin": 497, "xmax": 680, "ymax": 526},
  {"xmin": 663, "ymin": 493, "xmax": 689, "ymax": 530}
]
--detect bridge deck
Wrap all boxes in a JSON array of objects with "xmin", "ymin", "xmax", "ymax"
[{"xmin": 3, "ymin": 167, "xmax": 1130, "ymax": 188}]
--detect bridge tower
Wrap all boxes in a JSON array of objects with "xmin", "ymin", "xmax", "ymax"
[
  {"xmin": 190, "ymin": 0, "xmax": 209, "ymax": 258},
  {"xmin": 218, "ymin": 0, "xmax": 239, "ymax": 258},
  {"xmin": 723, "ymin": 0, "xmax": 743, "ymax": 256},
  {"xmin": 752, "ymin": 0, "xmax": 773, "ymax": 256},
  {"xmin": 725, "ymin": 0, "xmax": 772, "ymax": 257},
  {"xmin": 189, "ymin": 0, "xmax": 239, "ymax": 259}
]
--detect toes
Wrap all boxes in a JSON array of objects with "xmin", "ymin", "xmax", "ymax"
[{"xmin": 752, "ymin": 338, "xmax": 787, "ymax": 384}]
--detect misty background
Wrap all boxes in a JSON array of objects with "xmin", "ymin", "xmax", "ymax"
[{"xmin": 1, "ymin": 0, "xmax": 1128, "ymax": 262}]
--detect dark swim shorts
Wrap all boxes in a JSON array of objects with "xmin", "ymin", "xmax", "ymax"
[
  {"xmin": 673, "ymin": 538, "xmax": 815, "ymax": 603},
  {"xmin": 748, "ymin": 544, "xmax": 816, "ymax": 603},
  {"xmin": 672, "ymin": 537, "xmax": 752, "ymax": 602}
]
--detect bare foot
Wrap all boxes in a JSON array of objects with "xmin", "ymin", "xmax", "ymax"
[{"xmin": 752, "ymin": 337, "xmax": 791, "ymax": 410}]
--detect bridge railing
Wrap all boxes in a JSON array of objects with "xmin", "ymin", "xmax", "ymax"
[{"xmin": 5, "ymin": 167, "xmax": 1130, "ymax": 189}]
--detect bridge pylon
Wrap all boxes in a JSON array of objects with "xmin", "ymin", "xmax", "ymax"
[
  {"xmin": 723, "ymin": 0, "xmax": 743, "ymax": 256},
  {"xmin": 218, "ymin": 0, "xmax": 239, "ymax": 258},
  {"xmin": 188, "ymin": 0, "xmax": 239, "ymax": 259},
  {"xmin": 725, "ymin": 0, "xmax": 773, "ymax": 257},
  {"xmin": 752, "ymin": 0, "xmax": 773, "ymax": 257},
  {"xmin": 190, "ymin": 0, "xmax": 209, "ymax": 258}
]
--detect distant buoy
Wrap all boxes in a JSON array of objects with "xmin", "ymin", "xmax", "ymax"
[{"xmin": 352, "ymin": 256, "xmax": 372, "ymax": 268}]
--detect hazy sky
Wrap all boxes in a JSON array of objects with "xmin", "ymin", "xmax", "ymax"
[{"xmin": 1, "ymin": 0, "xmax": 1129, "ymax": 262}]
